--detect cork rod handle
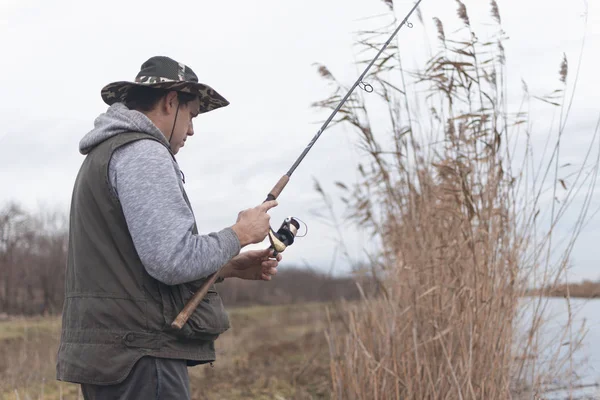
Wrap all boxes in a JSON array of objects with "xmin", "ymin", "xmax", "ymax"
[
  {"xmin": 171, "ymin": 271, "xmax": 219, "ymax": 330},
  {"xmin": 265, "ymin": 175, "xmax": 289, "ymax": 201}
]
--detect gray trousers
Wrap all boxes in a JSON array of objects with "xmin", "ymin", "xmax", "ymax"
[{"xmin": 81, "ymin": 356, "xmax": 190, "ymax": 400}]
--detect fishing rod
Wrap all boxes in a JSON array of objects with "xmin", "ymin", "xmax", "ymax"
[{"xmin": 172, "ymin": 0, "xmax": 424, "ymax": 330}]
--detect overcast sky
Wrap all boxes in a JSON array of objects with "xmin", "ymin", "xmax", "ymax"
[{"xmin": 1, "ymin": 0, "xmax": 599, "ymax": 281}]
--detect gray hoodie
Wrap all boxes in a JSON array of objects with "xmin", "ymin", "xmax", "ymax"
[{"xmin": 79, "ymin": 103, "xmax": 240, "ymax": 285}]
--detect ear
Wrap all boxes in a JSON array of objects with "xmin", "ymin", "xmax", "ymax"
[{"xmin": 163, "ymin": 91, "xmax": 179, "ymax": 115}]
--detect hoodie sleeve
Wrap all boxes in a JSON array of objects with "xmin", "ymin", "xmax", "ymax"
[{"xmin": 108, "ymin": 139, "xmax": 241, "ymax": 285}]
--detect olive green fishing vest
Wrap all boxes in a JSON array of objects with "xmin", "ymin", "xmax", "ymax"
[{"xmin": 56, "ymin": 132, "xmax": 230, "ymax": 385}]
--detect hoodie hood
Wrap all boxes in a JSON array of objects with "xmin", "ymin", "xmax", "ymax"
[{"xmin": 80, "ymin": 103, "xmax": 169, "ymax": 155}]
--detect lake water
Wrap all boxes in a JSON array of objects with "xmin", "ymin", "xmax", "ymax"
[{"xmin": 519, "ymin": 297, "xmax": 600, "ymax": 399}]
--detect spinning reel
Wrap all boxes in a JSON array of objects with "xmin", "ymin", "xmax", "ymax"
[{"xmin": 267, "ymin": 217, "xmax": 306, "ymax": 256}]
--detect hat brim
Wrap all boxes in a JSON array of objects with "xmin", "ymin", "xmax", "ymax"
[{"xmin": 101, "ymin": 81, "xmax": 230, "ymax": 114}]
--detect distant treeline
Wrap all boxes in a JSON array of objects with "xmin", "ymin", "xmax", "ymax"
[
  {"xmin": 0, "ymin": 203, "xmax": 67, "ymax": 316},
  {"xmin": 218, "ymin": 267, "xmax": 369, "ymax": 307},
  {"xmin": 527, "ymin": 280, "xmax": 600, "ymax": 299},
  {"xmin": 0, "ymin": 203, "xmax": 368, "ymax": 316}
]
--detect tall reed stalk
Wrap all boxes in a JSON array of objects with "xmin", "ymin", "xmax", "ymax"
[{"xmin": 315, "ymin": 1, "xmax": 598, "ymax": 398}]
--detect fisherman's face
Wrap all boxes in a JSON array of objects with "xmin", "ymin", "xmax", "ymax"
[{"xmin": 169, "ymin": 96, "xmax": 200, "ymax": 155}]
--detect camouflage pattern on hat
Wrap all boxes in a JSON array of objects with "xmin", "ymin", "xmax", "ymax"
[{"xmin": 100, "ymin": 56, "xmax": 229, "ymax": 114}]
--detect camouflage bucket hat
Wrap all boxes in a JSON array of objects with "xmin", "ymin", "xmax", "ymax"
[{"xmin": 101, "ymin": 56, "xmax": 229, "ymax": 114}]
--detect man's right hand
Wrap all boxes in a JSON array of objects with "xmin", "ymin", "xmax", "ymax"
[{"xmin": 231, "ymin": 200, "xmax": 278, "ymax": 247}]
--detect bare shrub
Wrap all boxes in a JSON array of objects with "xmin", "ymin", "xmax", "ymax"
[{"xmin": 0, "ymin": 203, "xmax": 68, "ymax": 316}]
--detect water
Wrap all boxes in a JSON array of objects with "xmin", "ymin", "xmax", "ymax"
[{"xmin": 519, "ymin": 297, "xmax": 600, "ymax": 399}]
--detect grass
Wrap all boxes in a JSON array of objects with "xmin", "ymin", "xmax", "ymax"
[
  {"xmin": 0, "ymin": 302, "xmax": 334, "ymax": 400},
  {"xmin": 0, "ymin": 318, "xmax": 61, "ymax": 341}
]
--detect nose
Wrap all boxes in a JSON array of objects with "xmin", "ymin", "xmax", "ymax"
[{"xmin": 187, "ymin": 120, "xmax": 194, "ymax": 136}]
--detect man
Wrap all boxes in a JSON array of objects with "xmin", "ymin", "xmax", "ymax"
[{"xmin": 56, "ymin": 56, "xmax": 281, "ymax": 399}]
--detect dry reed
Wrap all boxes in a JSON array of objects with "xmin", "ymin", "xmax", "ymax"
[{"xmin": 314, "ymin": 1, "xmax": 598, "ymax": 398}]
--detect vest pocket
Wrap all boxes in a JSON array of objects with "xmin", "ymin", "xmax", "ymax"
[{"xmin": 160, "ymin": 282, "xmax": 230, "ymax": 341}]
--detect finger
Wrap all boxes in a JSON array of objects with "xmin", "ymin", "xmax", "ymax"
[
  {"xmin": 261, "ymin": 267, "xmax": 277, "ymax": 278},
  {"xmin": 259, "ymin": 248, "xmax": 273, "ymax": 258},
  {"xmin": 249, "ymin": 249, "xmax": 268, "ymax": 259},
  {"xmin": 261, "ymin": 273, "xmax": 272, "ymax": 281},
  {"xmin": 276, "ymin": 253, "xmax": 282, "ymax": 262},
  {"xmin": 261, "ymin": 260, "xmax": 278, "ymax": 269},
  {"xmin": 261, "ymin": 248, "xmax": 277, "ymax": 260},
  {"xmin": 260, "ymin": 260, "xmax": 279, "ymax": 272},
  {"xmin": 259, "ymin": 200, "xmax": 278, "ymax": 212}
]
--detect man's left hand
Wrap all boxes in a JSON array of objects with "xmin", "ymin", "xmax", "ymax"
[{"xmin": 220, "ymin": 248, "xmax": 282, "ymax": 281}]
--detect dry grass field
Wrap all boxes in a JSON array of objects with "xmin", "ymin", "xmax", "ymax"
[{"xmin": 0, "ymin": 302, "xmax": 334, "ymax": 400}]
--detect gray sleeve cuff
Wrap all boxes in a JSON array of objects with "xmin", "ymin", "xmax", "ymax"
[
  {"xmin": 213, "ymin": 227, "xmax": 241, "ymax": 284},
  {"xmin": 218, "ymin": 227, "xmax": 241, "ymax": 259}
]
